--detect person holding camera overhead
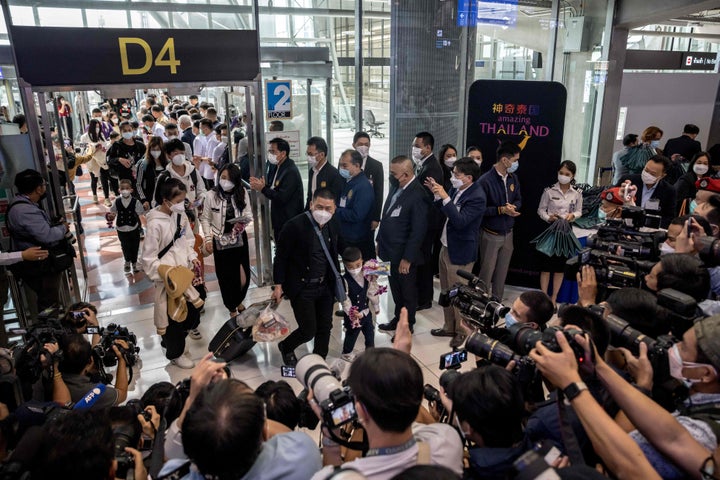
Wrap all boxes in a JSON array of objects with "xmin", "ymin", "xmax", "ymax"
[{"xmin": 536, "ymin": 160, "xmax": 583, "ymax": 304}]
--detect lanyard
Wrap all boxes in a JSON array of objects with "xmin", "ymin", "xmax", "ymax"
[{"xmin": 366, "ymin": 438, "xmax": 416, "ymax": 457}]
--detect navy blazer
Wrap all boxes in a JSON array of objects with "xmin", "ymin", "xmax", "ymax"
[
  {"xmin": 262, "ymin": 158, "xmax": 304, "ymax": 236},
  {"xmin": 416, "ymin": 154, "xmax": 444, "ymax": 230},
  {"xmin": 337, "ymin": 172, "xmax": 375, "ymax": 243},
  {"xmin": 437, "ymin": 181, "xmax": 487, "ymax": 265},
  {"xmin": 377, "ymin": 179, "xmax": 429, "ymax": 265}
]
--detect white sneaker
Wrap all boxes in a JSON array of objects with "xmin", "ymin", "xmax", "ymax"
[
  {"xmin": 171, "ymin": 354, "xmax": 195, "ymax": 369},
  {"xmin": 188, "ymin": 329, "xmax": 203, "ymax": 340},
  {"xmin": 341, "ymin": 352, "xmax": 356, "ymax": 362}
]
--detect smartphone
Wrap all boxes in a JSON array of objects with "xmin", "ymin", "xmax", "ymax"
[
  {"xmin": 86, "ymin": 326, "xmax": 100, "ymax": 335},
  {"xmin": 281, "ymin": 365, "xmax": 296, "ymax": 378},
  {"xmin": 533, "ymin": 440, "xmax": 562, "ymax": 465},
  {"xmin": 439, "ymin": 350, "xmax": 468, "ymax": 370},
  {"xmin": 210, "ymin": 355, "xmax": 225, "ymax": 363}
]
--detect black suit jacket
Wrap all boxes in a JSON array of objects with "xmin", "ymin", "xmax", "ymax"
[
  {"xmin": 663, "ymin": 135, "xmax": 701, "ymax": 161},
  {"xmin": 306, "ymin": 162, "xmax": 344, "ymax": 209},
  {"xmin": 181, "ymin": 128, "xmax": 196, "ymax": 154},
  {"xmin": 415, "ymin": 154, "xmax": 444, "ymax": 230},
  {"xmin": 377, "ymin": 179, "xmax": 429, "ymax": 264},
  {"xmin": 261, "ymin": 158, "xmax": 304, "ymax": 236},
  {"xmin": 363, "ymin": 156, "xmax": 385, "ymax": 223},
  {"xmin": 620, "ymin": 174, "xmax": 676, "ymax": 228},
  {"xmin": 273, "ymin": 212, "xmax": 340, "ymax": 300}
]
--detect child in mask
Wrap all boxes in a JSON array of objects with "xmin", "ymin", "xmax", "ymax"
[
  {"xmin": 339, "ymin": 247, "xmax": 377, "ymax": 362},
  {"xmin": 107, "ymin": 179, "xmax": 146, "ymax": 273}
]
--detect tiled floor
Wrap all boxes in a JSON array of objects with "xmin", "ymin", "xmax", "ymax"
[{"xmin": 67, "ymin": 127, "xmax": 526, "ymax": 401}]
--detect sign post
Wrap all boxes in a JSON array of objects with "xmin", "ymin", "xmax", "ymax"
[{"xmin": 265, "ymin": 80, "xmax": 293, "ymax": 119}]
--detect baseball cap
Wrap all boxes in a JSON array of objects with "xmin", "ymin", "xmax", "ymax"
[{"xmin": 694, "ymin": 315, "xmax": 720, "ymax": 371}]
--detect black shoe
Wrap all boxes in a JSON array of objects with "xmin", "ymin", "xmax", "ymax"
[
  {"xmin": 281, "ymin": 350, "xmax": 298, "ymax": 367},
  {"xmin": 417, "ymin": 302, "xmax": 432, "ymax": 311},
  {"xmin": 449, "ymin": 333, "xmax": 467, "ymax": 349},
  {"xmin": 430, "ymin": 328, "xmax": 455, "ymax": 337},
  {"xmin": 378, "ymin": 320, "xmax": 398, "ymax": 332}
]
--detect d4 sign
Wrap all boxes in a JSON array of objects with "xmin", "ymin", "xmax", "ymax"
[{"xmin": 119, "ymin": 37, "xmax": 181, "ymax": 76}]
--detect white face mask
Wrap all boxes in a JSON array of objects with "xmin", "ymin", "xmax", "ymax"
[
  {"xmin": 267, "ymin": 153, "xmax": 278, "ymax": 165},
  {"xmin": 641, "ymin": 170, "xmax": 658, "ymax": 185},
  {"xmin": 150, "ymin": 150, "xmax": 162, "ymax": 159},
  {"xmin": 450, "ymin": 176, "xmax": 464, "ymax": 189},
  {"xmin": 120, "ymin": 190, "xmax": 131, "ymax": 198},
  {"xmin": 121, "ymin": 131, "xmax": 134, "ymax": 140},
  {"xmin": 312, "ymin": 209, "xmax": 332, "ymax": 225},
  {"xmin": 444, "ymin": 157, "xmax": 457, "ymax": 168},
  {"xmin": 348, "ymin": 267, "xmax": 362, "ymax": 276},
  {"xmin": 172, "ymin": 154, "xmax": 185, "ymax": 166},
  {"xmin": 169, "ymin": 201, "xmax": 185, "ymax": 214},
  {"xmin": 221, "ymin": 136, "xmax": 228, "ymax": 143},
  {"xmin": 660, "ymin": 242, "xmax": 675, "ymax": 255},
  {"xmin": 356, "ymin": 145, "xmax": 369, "ymax": 159},
  {"xmin": 411, "ymin": 146, "xmax": 423, "ymax": 162},
  {"xmin": 219, "ymin": 179, "xmax": 235, "ymax": 192},
  {"xmin": 167, "ymin": 135, "xmax": 178, "ymax": 141},
  {"xmin": 307, "ymin": 155, "xmax": 317, "ymax": 168},
  {"xmin": 669, "ymin": 344, "xmax": 716, "ymax": 388},
  {"xmin": 694, "ymin": 164, "xmax": 709, "ymax": 176},
  {"xmin": 557, "ymin": 174, "xmax": 572, "ymax": 185}
]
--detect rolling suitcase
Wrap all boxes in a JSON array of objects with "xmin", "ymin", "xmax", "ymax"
[{"xmin": 208, "ymin": 300, "xmax": 271, "ymax": 362}]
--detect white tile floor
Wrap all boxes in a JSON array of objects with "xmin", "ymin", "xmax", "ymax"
[{"xmin": 101, "ymin": 278, "xmax": 528, "ymax": 401}]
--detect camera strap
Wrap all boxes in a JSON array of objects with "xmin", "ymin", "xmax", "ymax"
[
  {"xmin": 326, "ymin": 425, "xmax": 369, "ymax": 455},
  {"xmin": 556, "ymin": 391, "xmax": 585, "ymax": 466},
  {"xmin": 148, "ymin": 417, "xmax": 168, "ymax": 479}
]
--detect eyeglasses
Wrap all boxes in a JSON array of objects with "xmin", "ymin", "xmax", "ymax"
[{"xmin": 701, "ymin": 456, "xmax": 720, "ymax": 480}]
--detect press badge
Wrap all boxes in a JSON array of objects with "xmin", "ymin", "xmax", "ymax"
[
  {"xmin": 339, "ymin": 197, "xmax": 347, "ymax": 208},
  {"xmin": 391, "ymin": 206, "xmax": 402, "ymax": 217},
  {"xmin": 646, "ymin": 199, "xmax": 660, "ymax": 210}
]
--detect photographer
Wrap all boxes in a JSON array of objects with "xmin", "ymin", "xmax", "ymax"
[
  {"xmin": 61, "ymin": 302, "xmax": 101, "ymax": 346},
  {"xmin": 255, "ymin": 380, "xmax": 302, "ymax": 430},
  {"xmin": 643, "ymin": 253, "xmax": 714, "ymax": 316},
  {"xmin": 486, "ymin": 290, "xmax": 554, "ymax": 345},
  {"xmin": 58, "ymin": 334, "xmax": 128, "ymax": 409},
  {"xmin": 311, "ymin": 347, "xmax": 463, "ymax": 479}
]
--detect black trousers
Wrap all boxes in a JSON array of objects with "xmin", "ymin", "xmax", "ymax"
[
  {"xmin": 15, "ymin": 267, "xmax": 61, "ymax": 312},
  {"xmin": 162, "ymin": 284, "xmax": 205, "ymax": 360},
  {"xmin": 280, "ymin": 283, "xmax": 335, "ymax": 358},
  {"xmin": 388, "ymin": 261, "xmax": 418, "ymax": 326},
  {"xmin": 213, "ymin": 232, "xmax": 250, "ymax": 312},
  {"xmin": 416, "ymin": 228, "xmax": 439, "ymax": 306},
  {"xmin": 117, "ymin": 228, "xmax": 141, "ymax": 263},
  {"xmin": 99, "ymin": 169, "xmax": 120, "ymax": 197}
]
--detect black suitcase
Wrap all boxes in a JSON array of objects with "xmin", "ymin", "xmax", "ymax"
[{"xmin": 208, "ymin": 320, "xmax": 256, "ymax": 362}]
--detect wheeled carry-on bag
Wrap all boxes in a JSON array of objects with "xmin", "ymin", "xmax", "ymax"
[{"xmin": 208, "ymin": 300, "xmax": 272, "ymax": 362}]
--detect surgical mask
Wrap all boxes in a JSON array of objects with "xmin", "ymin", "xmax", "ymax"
[
  {"xmin": 120, "ymin": 190, "xmax": 131, "ymax": 198},
  {"xmin": 172, "ymin": 154, "xmax": 185, "ymax": 166},
  {"xmin": 444, "ymin": 157, "xmax": 457, "ymax": 168},
  {"xmin": 650, "ymin": 140, "xmax": 661, "ymax": 149},
  {"xmin": 450, "ymin": 176, "xmax": 464, "ymax": 189},
  {"xmin": 312, "ymin": 209, "xmax": 332, "ymax": 225},
  {"xmin": 598, "ymin": 209, "xmax": 607, "ymax": 221},
  {"xmin": 348, "ymin": 267, "xmax": 362, "ymax": 276},
  {"xmin": 219, "ymin": 179, "xmax": 235, "ymax": 192},
  {"xmin": 641, "ymin": 170, "xmax": 658, "ymax": 185},
  {"xmin": 660, "ymin": 242, "xmax": 675, "ymax": 255},
  {"xmin": 356, "ymin": 145, "xmax": 369, "ymax": 158},
  {"xmin": 694, "ymin": 164, "xmax": 709, "ymax": 176},
  {"xmin": 307, "ymin": 155, "xmax": 317, "ymax": 168},
  {"xmin": 339, "ymin": 168, "xmax": 351, "ymax": 180},
  {"xmin": 167, "ymin": 135, "xmax": 178, "ymax": 141},
  {"xmin": 505, "ymin": 312, "xmax": 518, "ymax": 328},
  {"xmin": 169, "ymin": 201, "xmax": 185, "ymax": 214},
  {"xmin": 507, "ymin": 161, "xmax": 519, "ymax": 174},
  {"xmin": 122, "ymin": 132, "xmax": 134, "ymax": 140},
  {"xmin": 221, "ymin": 136, "xmax": 228, "ymax": 143},
  {"xmin": 411, "ymin": 146, "xmax": 423, "ymax": 162},
  {"xmin": 669, "ymin": 344, "xmax": 716, "ymax": 388},
  {"xmin": 690, "ymin": 200, "xmax": 698, "ymax": 214},
  {"xmin": 267, "ymin": 153, "xmax": 278, "ymax": 165},
  {"xmin": 150, "ymin": 150, "xmax": 162, "ymax": 159},
  {"xmin": 557, "ymin": 174, "xmax": 572, "ymax": 185},
  {"xmin": 474, "ymin": 159, "xmax": 482, "ymax": 167}
]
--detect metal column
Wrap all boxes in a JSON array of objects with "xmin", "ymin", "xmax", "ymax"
[
  {"xmin": 354, "ymin": 0, "xmax": 363, "ymax": 132},
  {"xmin": 545, "ymin": 0, "xmax": 561, "ymax": 82}
]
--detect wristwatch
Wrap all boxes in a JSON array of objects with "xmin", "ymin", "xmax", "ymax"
[{"xmin": 562, "ymin": 381, "xmax": 588, "ymax": 401}]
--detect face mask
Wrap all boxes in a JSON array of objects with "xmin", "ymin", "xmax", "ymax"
[
  {"xmin": 690, "ymin": 200, "xmax": 698, "ymax": 214},
  {"xmin": 167, "ymin": 135, "xmax": 178, "ymax": 141},
  {"xmin": 120, "ymin": 190, "xmax": 132, "ymax": 198},
  {"xmin": 694, "ymin": 164, "xmax": 709, "ymax": 176},
  {"xmin": 356, "ymin": 146, "xmax": 369, "ymax": 158},
  {"xmin": 169, "ymin": 201, "xmax": 185, "ymax": 214},
  {"xmin": 267, "ymin": 153, "xmax": 278, "ymax": 165},
  {"xmin": 172, "ymin": 154, "xmax": 185, "ymax": 166},
  {"xmin": 411, "ymin": 146, "xmax": 423, "ymax": 162},
  {"xmin": 669, "ymin": 344, "xmax": 716, "ymax": 388},
  {"xmin": 122, "ymin": 132, "xmax": 134, "ymax": 140},
  {"xmin": 641, "ymin": 170, "xmax": 658, "ymax": 185},
  {"xmin": 507, "ymin": 161, "xmax": 519, "ymax": 174},
  {"xmin": 389, "ymin": 175, "xmax": 400, "ymax": 189},
  {"xmin": 557, "ymin": 174, "xmax": 572, "ymax": 185},
  {"xmin": 339, "ymin": 168, "xmax": 351, "ymax": 180},
  {"xmin": 474, "ymin": 159, "xmax": 482, "ymax": 167},
  {"xmin": 221, "ymin": 136, "xmax": 228, "ymax": 143},
  {"xmin": 312, "ymin": 209, "xmax": 332, "ymax": 225},
  {"xmin": 348, "ymin": 267, "xmax": 362, "ymax": 276},
  {"xmin": 307, "ymin": 155, "xmax": 317, "ymax": 168},
  {"xmin": 505, "ymin": 312, "xmax": 518, "ymax": 328},
  {"xmin": 598, "ymin": 209, "xmax": 607, "ymax": 221},
  {"xmin": 444, "ymin": 157, "xmax": 457, "ymax": 168},
  {"xmin": 450, "ymin": 176, "xmax": 464, "ymax": 189},
  {"xmin": 660, "ymin": 242, "xmax": 675, "ymax": 255},
  {"xmin": 219, "ymin": 179, "xmax": 235, "ymax": 192},
  {"xmin": 650, "ymin": 140, "xmax": 661, "ymax": 149},
  {"xmin": 150, "ymin": 150, "xmax": 162, "ymax": 159}
]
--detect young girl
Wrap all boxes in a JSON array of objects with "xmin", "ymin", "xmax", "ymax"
[
  {"xmin": 80, "ymin": 118, "xmax": 113, "ymax": 205},
  {"xmin": 141, "ymin": 178, "xmax": 204, "ymax": 369},
  {"xmin": 136, "ymin": 136, "xmax": 168, "ymax": 210}
]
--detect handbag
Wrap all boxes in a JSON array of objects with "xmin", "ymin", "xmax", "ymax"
[
  {"xmin": 305, "ymin": 212, "xmax": 347, "ymax": 302},
  {"xmin": 46, "ymin": 238, "xmax": 76, "ymax": 272}
]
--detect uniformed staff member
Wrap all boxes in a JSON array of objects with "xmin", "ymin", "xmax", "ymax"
[
  {"xmin": 336, "ymin": 149, "xmax": 376, "ymax": 261},
  {"xmin": 536, "ymin": 160, "xmax": 583, "ymax": 303}
]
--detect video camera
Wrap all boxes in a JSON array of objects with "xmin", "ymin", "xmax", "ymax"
[
  {"xmin": 296, "ymin": 355, "xmax": 356, "ymax": 429},
  {"xmin": 92, "ymin": 323, "xmax": 139, "ymax": 369},
  {"xmin": 696, "ymin": 235, "xmax": 720, "ymax": 268},
  {"xmin": 438, "ymin": 270, "xmax": 509, "ymax": 332},
  {"xmin": 564, "ymin": 248, "xmax": 656, "ymax": 297},
  {"xmin": 11, "ymin": 311, "xmax": 67, "ymax": 386}
]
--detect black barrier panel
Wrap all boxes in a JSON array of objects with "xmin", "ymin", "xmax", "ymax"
[
  {"xmin": 466, "ymin": 80, "xmax": 567, "ymax": 286},
  {"xmin": 10, "ymin": 26, "xmax": 260, "ymax": 87}
]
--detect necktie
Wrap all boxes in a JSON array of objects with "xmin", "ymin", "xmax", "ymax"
[{"xmin": 385, "ymin": 187, "xmax": 402, "ymax": 215}]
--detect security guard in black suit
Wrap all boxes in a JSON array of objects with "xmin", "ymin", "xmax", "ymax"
[
  {"xmin": 273, "ymin": 188, "xmax": 341, "ymax": 366},
  {"xmin": 353, "ymin": 132, "xmax": 385, "ymax": 240},
  {"xmin": 377, "ymin": 156, "xmax": 429, "ymax": 332},
  {"xmin": 305, "ymin": 136, "xmax": 344, "ymax": 209},
  {"xmin": 249, "ymin": 137, "xmax": 304, "ymax": 241},
  {"xmin": 412, "ymin": 132, "xmax": 443, "ymax": 310}
]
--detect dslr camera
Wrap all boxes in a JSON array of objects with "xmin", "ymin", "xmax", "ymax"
[
  {"xmin": 438, "ymin": 270, "xmax": 509, "ymax": 332},
  {"xmin": 296, "ymin": 355, "xmax": 357, "ymax": 428},
  {"xmin": 93, "ymin": 324, "xmax": 139, "ymax": 368}
]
